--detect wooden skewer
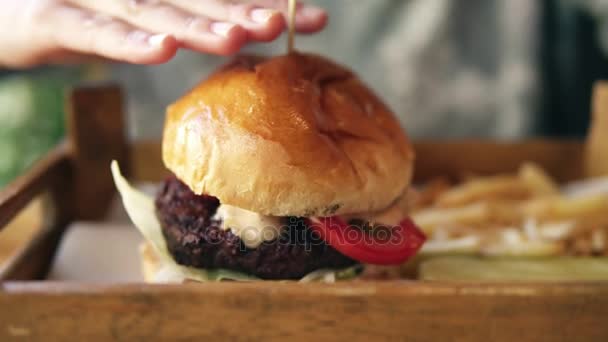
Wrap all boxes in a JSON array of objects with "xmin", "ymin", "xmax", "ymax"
[{"xmin": 287, "ymin": 0, "xmax": 296, "ymax": 53}]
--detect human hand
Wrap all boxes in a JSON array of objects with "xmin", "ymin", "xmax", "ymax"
[{"xmin": 0, "ymin": 0, "xmax": 327, "ymax": 68}]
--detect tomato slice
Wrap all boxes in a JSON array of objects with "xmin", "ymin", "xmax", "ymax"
[{"xmin": 306, "ymin": 216, "xmax": 426, "ymax": 265}]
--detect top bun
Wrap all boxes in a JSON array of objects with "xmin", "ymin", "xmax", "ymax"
[{"xmin": 162, "ymin": 52, "xmax": 414, "ymax": 217}]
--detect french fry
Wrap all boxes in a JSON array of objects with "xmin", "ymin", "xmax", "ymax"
[
  {"xmin": 480, "ymin": 228, "xmax": 564, "ymax": 257},
  {"xmin": 412, "ymin": 162, "xmax": 608, "ymax": 259},
  {"xmin": 412, "ymin": 202, "xmax": 519, "ymax": 233},
  {"xmin": 416, "ymin": 193, "xmax": 608, "ymax": 231},
  {"xmin": 435, "ymin": 176, "xmax": 531, "ymax": 208},
  {"xmin": 433, "ymin": 162, "xmax": 560, "ymax": 208},
  {"xmin": 409, "ymin": 178, "xmax": 452, "ymax": 209},
  {"xmin": 518, "ymin": 162, "xmax": 560, "ymax": 196},
  {"xmin": 521, "ymin": 193, "xmax": 608, "ymax": 221},
  {"xmin": 420, "ymin": 235, "xmax": 481, "ymax": 254},
  {"xmin": 535, "ymin": 220, "xmax": 576, "ymax": 241},
  {"xmin": 413, "ymin": 203, "xmax": 487, "ymax": 233},
  {"xmin": 563, "ymin": 217, "xmax": 608, "ymax": 255}
]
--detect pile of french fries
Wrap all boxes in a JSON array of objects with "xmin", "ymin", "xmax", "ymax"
[{"xmin": 409, "ymin": 163, "xmax": 608, "ymax": 257}]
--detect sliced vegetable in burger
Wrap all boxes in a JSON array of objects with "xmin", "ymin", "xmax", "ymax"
[{"xmin": 112, "ymin": 52, "xmax": 425, "ymax": 282}]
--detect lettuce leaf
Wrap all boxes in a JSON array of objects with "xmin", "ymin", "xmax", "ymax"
[{"xmin": 111, "ymin": 161, "xmax": 361, "ymax": 283}]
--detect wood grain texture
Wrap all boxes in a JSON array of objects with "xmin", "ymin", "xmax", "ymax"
[
  {"xmin": 65, "ymin": 84, "xmax": 129, "ymax": 220},
  {"xmin": 0, "ymin": 199, "xmax": 41, "ymax": 264},
  {"xmin": 1, "ymin": 84, "xmax": 130, "ymax": 280},
  {"xmin": 413, "ymin": 139, "xmax": 584, "ymax": 183},
  {"xmin": 0, "ymin": 219, "xmax": 66, "ymax": 281},
  {"xmin": 129, "ymin": 141, "xmax": 168, "ymax": 182},
  {"xmin": 586, "ymin": 82, "xmax": 608, "ymax": 177},
  {"xmin": 1, "ymin": 281, "xmax": 607, "ymax": 341},
  {"xmin": 0, "ymin": 143, "xmax": 72, "ymax": 281},
  {"xmin": 0, "ymin": 143, "xmax": 70, "ymax": 231}
]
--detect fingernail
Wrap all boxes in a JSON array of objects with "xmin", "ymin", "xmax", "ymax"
[
  {"xmin": 126, "ymin": 30, "xmax": 150, "ymax": 46},
  {"xmin": 300, "ymin": 6, "xmax": 325, "ymax": 19},
  {"xmin": 250, "ymin": 8, "xmax": 276, "ymax": 23},
  {"xmin": 211, "ymin": 22, "xmax": 237, "ymax": 37},
  {"xmin": 148, "ymin": 33, "xmax": 170, "ymax": 47}
]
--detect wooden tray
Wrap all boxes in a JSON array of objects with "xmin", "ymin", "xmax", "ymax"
[{"xmin": 1, "ymin": 83, "xmax": 608, "ymax": 341}]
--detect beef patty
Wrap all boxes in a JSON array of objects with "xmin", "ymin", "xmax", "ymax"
[{"xmin": 155, "ymin": 177, "xmax": 358, "ymax": 280}]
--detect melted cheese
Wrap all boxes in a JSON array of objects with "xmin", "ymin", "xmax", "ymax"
[
  {"xmin": 362, "ymin": 202, "xmax": 405, "ymax": 226},
  {"xmin": 341, "ymin": 197, "xmax": 407, "ymax": 226},
  {"xmin": 213, "ymin": 205, "xmax": 282, "ymax": 248},
  {"xmin": 214, "ymin": 197, "xmax": 407, "ymax": 248}
]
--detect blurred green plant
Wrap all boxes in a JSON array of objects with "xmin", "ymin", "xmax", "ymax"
[{"xmin": 0, "ymin": 68, "xmax": 83, "ymax": 187}]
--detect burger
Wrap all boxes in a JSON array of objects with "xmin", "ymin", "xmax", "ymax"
[{"xmin": 112, "ymin": 52, "xmax": 426, "ymax": 282}]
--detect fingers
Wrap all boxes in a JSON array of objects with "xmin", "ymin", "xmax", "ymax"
[
  {"xmin": 31, "ymin": 0, "xmax": 329, "ymax": 66},
  {"xmin": 67, "ymin": 0, "xmax": 248, "ymax": 55},
  {"xmin": 169, "ymin": 0, "xmax": 287, "ymax": 41},
  {"xmin": 42, "ymin": 51, "xmax": 115, "ymax": 65},
  {"xmin": 254, "ymin": 0, "xmax": 328, "ymax": 33},
  {"xmin": 70, "ymin": 0, "xmax": 327, "ymax": 53},
  {"xmin": 41, "ymin": 4, "xmax": 178, "ymax": 64},
  {"xmin": 169, "ymin": 0, "xmax": 327, "ymax": 36}
]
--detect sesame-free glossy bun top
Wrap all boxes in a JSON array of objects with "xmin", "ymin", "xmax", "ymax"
[{"xmin": 162, "ymin": 52, "xmax": 414, "ymax": 217}]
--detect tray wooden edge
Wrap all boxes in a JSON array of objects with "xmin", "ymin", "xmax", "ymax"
[{"xmin": 1, "ymin": 281, "xmax": 608, "ymax": 341}]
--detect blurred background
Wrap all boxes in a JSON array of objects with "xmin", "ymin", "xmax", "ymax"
[{"xmin": 2, "ymin": 0, "xmax": 608, "ymax": 187}]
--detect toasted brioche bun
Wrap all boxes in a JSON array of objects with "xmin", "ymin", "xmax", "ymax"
[{"xmin": 162, "ymin": 52, "xmax": 414, "ymax": 217}]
